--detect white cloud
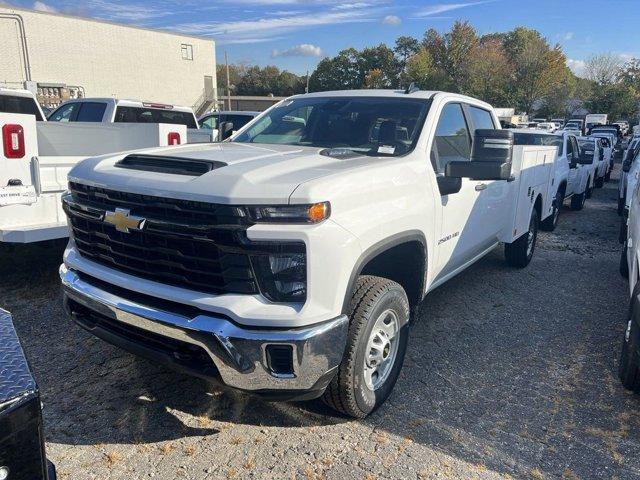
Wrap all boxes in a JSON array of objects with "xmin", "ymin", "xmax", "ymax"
[
  {"xmin": 563, "ymin": 32, "xmax": 574, "ymax": 41},
  {"xmin": 272, "ymin": 43, "xmax": 323, "ymax": 57},
  {"xmin": 33, "ymin": 1, "xmax": 57, "ymax": 12},
  {"xmin": 567, "ymin": 58, "xmax": 586, "ymax": 77},
  {"xmin": 414, "ymin": 1, "xmax": 493, "ymax": 18},
  {"xmin": 172, "ymin": 9, "xmax": 378, "ymax": 42},
  {"xmin": 382, "ymin": 15, "xmax": 401, "ymax": 25},
  {"xmin": 82, "ymin": 0, "xmax": 168, "ymax": 22}
]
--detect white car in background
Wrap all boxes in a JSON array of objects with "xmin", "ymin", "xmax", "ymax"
[
  {"xmin": 620, "ymin": 136, "xmax": 640, "ymax": 215},
  {"xmin": 536, "ymin": 122, "xmax": 556, "ymax": 132}
]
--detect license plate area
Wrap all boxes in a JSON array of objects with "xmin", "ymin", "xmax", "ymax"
[{"xmin": 0, "ymin": 185, "xmax": 37, "ymax": 206}]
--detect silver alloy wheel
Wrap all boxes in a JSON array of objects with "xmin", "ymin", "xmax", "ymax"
[{"xmin": 363, "ymin": 309, "xmax": 400, "ymax": 391}]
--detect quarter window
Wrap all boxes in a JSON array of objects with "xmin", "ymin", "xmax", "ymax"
[{"xmin": 430, "ymin": 103, "xmax": 471, "ymax": 174}]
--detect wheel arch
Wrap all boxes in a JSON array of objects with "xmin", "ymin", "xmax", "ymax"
[{"xmin": 342, "ymin": 231, "xmax": 427, "ymax": 313}]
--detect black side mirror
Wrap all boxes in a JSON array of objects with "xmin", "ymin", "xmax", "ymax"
[
  {"xmin": 217, "ymin": 121, "xmax": 234, "ymax": 141},
  {"xmin": 436, "ymin": 176, "xmax": 462, "ymax": 195},
  {"xmin": 445, "ymin": 129, "xmax": 513, "ymax": 180}
]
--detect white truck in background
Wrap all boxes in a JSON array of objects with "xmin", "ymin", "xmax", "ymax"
[
  {"xmin": 60, "ymin": 90, "xmax": 561, "ymax": 418},
  {"xmin": 585, "ymin": 113, "xmax": 608, "ymax": 131},
  {"xmin": 48, "ymin": 98, "xmax": 216, "ymax": 144},
  {"xmin": 0, "ymin": 88, "xmax": 47, "ymax": 121},
  {"xmin": 0, "ymin": 112, "xmax": 188, "ymax": 243}
]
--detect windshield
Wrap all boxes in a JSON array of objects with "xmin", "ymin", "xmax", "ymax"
[
  {"xmin": 114, "ymin": 106, "xmax": 197, "ymax": 129},
  {"xmin": 233, "ymin": 96, "xmax": 431, "ymax": 157}
]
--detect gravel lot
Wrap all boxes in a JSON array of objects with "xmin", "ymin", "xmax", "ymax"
[{"xmin": 2, "ymin": 165, "xmax": 640, "ymax": 480}]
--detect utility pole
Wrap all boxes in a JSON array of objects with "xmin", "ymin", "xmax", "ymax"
[
  {"xmin": 305, "ymin": 70, "xmax": 310, "ymax": 94},
  {"xmin": 225, "ymin": 51, "xmax": 231, "ymax": 110}
]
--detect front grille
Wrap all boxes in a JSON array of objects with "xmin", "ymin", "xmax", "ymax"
[{"xmin": 64, "ymin": 182, "xmax": 264, "ymax": 295}]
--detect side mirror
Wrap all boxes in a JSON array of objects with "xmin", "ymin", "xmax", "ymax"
[
  {"xmin": 578, "ymin": 151, "xmax": 594, "ymax": 165},
  {"xmin": 217, "ymin": 121, "xmax": 234, "ymax": 141},
  {"xmin": 445, "ymin": 129, "xmax": 513, "ymax": 181},
  {"xmin": 436, "ymin": 176, "xmax": 462, "ymax": 195}
]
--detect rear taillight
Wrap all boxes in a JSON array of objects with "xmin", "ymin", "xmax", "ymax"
[
  {"xmin": 168, "ymin": 132, "xmax": 181, "ymax": 145},
  {"xmin": 2, "ymin": 124, "xmax": 25, "ymax": 159}
]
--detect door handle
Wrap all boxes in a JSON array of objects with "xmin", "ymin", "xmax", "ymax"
[{"xmin": 475, "ymin": 183, "xmax": 487, "ymax": 191}]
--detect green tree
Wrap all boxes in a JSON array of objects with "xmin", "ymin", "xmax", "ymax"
[{"xmin": 466, "ymin": 38, "xmax": 511, "ymax": 105}]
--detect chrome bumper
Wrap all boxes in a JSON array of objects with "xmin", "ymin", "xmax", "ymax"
[{"xmin": 60, "ymin": 265, "xmax": 349, "ymax": 395}]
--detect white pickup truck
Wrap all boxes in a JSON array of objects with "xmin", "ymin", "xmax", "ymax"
[
  {"xmin": 60, "ymin": 90, "xmax": 560, "ymax": 418},
  {"xmin": 0, "ymin": 112, "xmax": 188, "ymax": 242},
  {"xmin": 48, "ymin": 98, "xmax": 216, "ymax": 144}
]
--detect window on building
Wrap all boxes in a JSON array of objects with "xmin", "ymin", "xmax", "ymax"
[{"xmin": 181, "ymin": 44, "xmax": 193, "ymax": 60}]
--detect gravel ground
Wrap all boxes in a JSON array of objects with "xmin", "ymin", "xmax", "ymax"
[{"xmin": 2, "ymin": 165, "xmax": 639, "ymax": 479}]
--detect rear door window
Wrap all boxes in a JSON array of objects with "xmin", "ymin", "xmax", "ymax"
[
  {"xmin": 114, "ymin": 106, "xmax": 198, "ymax": 128},
  {"xmin": 76, "ymin": 102, "xmax": 107, "ymax": 122},
  {"xmin": 49, "ymin": 103, "xmax": 79, "ymax": 122},
  {"xmin": 0, "ymin": 95, "xmax": 44, "ymax": 121},
  {"xmin": 226, "ymin": 114, "xmax": 254, "ymax": 131}
]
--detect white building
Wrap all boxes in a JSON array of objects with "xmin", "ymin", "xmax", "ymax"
[{"xmin": 0, "ymin": 6, "xmax": 216, "ymax": 114}]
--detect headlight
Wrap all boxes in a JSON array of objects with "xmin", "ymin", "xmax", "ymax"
[
  {"xmin": 246, "ymin": 202, "xmax": 330, "ymax": 224},
  {"xmin": 251, "ymin": 251, "xmax": 306, "ymax": 303}
]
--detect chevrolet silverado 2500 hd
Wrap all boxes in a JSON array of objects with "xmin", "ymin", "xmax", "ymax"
[{"xmin": 60, "ymin": 90, "xmax": 559, "ymax": 418}]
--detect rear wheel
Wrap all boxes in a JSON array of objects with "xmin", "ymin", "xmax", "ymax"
[
  {"xmin": 595, "ymin": 176, "xmax": 604, "ymax": 188},
  {"xmin": 620, "ymin": 243, "xmax": 629, "ymax": 279},
  {"xmin": 570, "ymin": 191, "xmax": 586, "ymax": 210},
  {"xmin": 619, "ymin": 196, "xmax": 626, "ymax": 216},
  {"xmin": 322, "ymin": 275, "xmax": 410, "ymax": 418},
  {"xmin": 620, "ymin": 287, "xmax": 640, "ymax": 392},
  {"xmin": 605, "ymin": 170, "xmax": 611, "ymax": 182},
  {"xmin": 541, "ymin": 189, "xmax": 562, "ymax": 232},
  {"xmin": 505, "ymin": 208, "xmax": 538, "ymax": 268}
]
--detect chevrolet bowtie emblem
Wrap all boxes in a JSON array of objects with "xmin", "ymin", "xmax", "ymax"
[{"xmin": 103, "ymin": 208, "xmax": 146, "ymax": 233}]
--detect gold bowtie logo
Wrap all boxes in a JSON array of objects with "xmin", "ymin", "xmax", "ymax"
[{"xmin": 103, "ymin": 208, "xmax": 146, "ymax": 233}]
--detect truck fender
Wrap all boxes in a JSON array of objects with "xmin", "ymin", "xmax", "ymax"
[{"xmin": 341, "ymin": 230, "xmax": 428, "ymax": 314}]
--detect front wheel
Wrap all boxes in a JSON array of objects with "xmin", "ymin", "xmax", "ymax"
[
  {"xmin": 505, "ymin": 207, "xmax": 538, "ymax": 268},
  {"xmin": 570, "ymin": 191, "xmax": 586, "ymax": 210},
  {"xmin": 322, "ymin": 275, "xmax": 410, "ymax": 418},
  {"xmin": 585, "ymin": 178, "xmax": 593, "ymax": 199},
  {"xmin": 605, "ymin": 170, "xmax": 612, "ymax": 182}
]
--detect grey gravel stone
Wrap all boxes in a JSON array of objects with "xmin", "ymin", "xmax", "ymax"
[{"xmin": 0, "ymin": 165, "xmax": 638, "ymax": 479}]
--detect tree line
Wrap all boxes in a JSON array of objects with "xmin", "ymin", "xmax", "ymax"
[{"xmin": 220, "ymin": 21, "xmax": 640, "ymax": 121}]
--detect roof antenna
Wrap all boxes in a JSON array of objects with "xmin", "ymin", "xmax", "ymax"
[{"xmin": 404, "ymin": 83, "xmax": 419, "ymax": 94}]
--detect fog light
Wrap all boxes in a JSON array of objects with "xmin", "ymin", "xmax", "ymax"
[{"xmin": 252, "ymin": 252, "xmax": 306, "ymax": 302}]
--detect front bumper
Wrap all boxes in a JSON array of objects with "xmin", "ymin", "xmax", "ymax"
[{"xmin": 60, "ymin": 265, "xmax": 349, "ymax": 400}]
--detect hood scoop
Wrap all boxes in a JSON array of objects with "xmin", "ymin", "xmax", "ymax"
[{"xmin": 115, "ymin": 154, "xmax": 226, "ymax": 176}]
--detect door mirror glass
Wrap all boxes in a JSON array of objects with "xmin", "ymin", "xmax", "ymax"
[
  {"xmin": 445, "ymin": 129, "xmax": 513, "ymax": 180},
  {"xmin": 218, "ymin": 121, "xmax": 234, "ymax": 141}
]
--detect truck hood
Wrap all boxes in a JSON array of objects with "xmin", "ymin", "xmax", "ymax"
[{"xmin": 68, "ymin": 142, "xmax": 377, "ymax": 204}]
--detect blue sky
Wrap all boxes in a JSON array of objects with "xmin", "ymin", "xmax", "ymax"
[{"xmin": 8, "ymin": 0, "xmax": 640, "ymax": 75}]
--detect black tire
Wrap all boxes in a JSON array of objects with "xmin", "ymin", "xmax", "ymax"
[
  {"xmin": 619, "ymin": 196, "xmax": 626, "ymax": 216},
  {"xmin": 595, "ymin": 176, "xmax": 604, "ymax": 188},
  {"xmin": 619, "ymin": 218, "xmax": 628, "ymax": 244},
  {"xmin": 570, "ymin": 191, "xmax": 586, "ymax": 210},
  {"xmin": 505, "ymin": 207, "xmax": 538, "ymax": 268},
  {"xmin": 322, "ymin": 275, "xmax": 410, "ymax": 418},
  {"xmin": 540, "ymin": 189, "xmax": 562, "ymax": 232},
  {"xmin": 620, "ymin": 243, "xmax": 629, "ymax": 279},
  {"xmin": 605, "ymin": 170, "xmax": 611, "ymax": 182},
  {"xmin": 620, "ymin": 286, "xmax": 640, "ymax": 392},
  {"xmin": 585, "ymin": 178, "xmax": 593, "ymax": 199}
]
